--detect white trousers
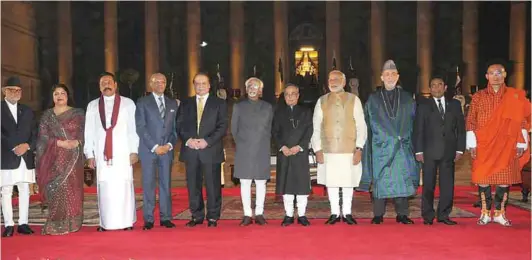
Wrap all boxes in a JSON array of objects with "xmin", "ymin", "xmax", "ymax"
[
  {"xmin": 1, "ymin": 183, "xmax": 30, "ymax": 227},
  {"xmin": 282, "ymin": 194, "xmax": 309, "ymax": 217},
  {"xmin": 327, "ymin": 187, "xmax": 354, "ymax": 217},
  {"xmin": 240, "ymin": 179, "xmax": 267, "ymax": 217}
]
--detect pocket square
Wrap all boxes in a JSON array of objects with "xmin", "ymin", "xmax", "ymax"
[{"xmin": 170, "ymin": 109, "xmax": 175, "ymax": 112}]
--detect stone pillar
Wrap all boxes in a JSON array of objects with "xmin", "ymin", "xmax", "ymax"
[
  {"xmin": 230, "ymin": 2, "xmax": 244, "ymax": 93},
  {"xmin": 462, "ymin": 1, "xmax": 478, "ymax": 95},
  {"xmin": 187, "ymin": 1, "xmax": 201, "ymax": 96},
  {"xmin": 104, "ymin": 1, "xmax": 118, "ymax": 74},
  {"xmin": 509, "ymin": 2, "xmax": 526, "ymax": 90},
  {"xmin": 370, "ymin": 2, "xmax": 385, "ymax": 90},
  {"xmin": 145, "ymin": 2, "xmax": 159, "ymax": 91},
  {"xmin": 326, "ymin": 1, "xmax": 341, "ymax": 73},
  {"xmin": 417, "ymin": 2, "xmax": 432, "ymax": 95},
  {"xmin": 274, "ymin": 1, "xmax": 288, "ymax": 98},
  {"xmin": 57, "ymin": 2, "xmax": 73, "ymax": 91}
]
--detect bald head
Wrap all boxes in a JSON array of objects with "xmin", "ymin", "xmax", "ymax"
[
  {"xmin": 328, "ymin": 70, "xmax": 346, "ymax": 93},
  {"xmin": 150, "ymin": 73, "xmax": 167, "ymax": 95}
]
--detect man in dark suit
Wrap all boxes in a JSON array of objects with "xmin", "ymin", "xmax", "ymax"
[
  {"xmin": 1, "ymin": 76, "xmax": 36, "ymax": 237},
  {"xmin": 136, "ymin": 73, "xmax": 179, "ymax": 230},
  {"xmin": 177, "ymin": 72, "xmax": 228, "ymax": 227},
  {"xmin": 414, "ymin": 76, "xmax": 466, "ymax": 225}
]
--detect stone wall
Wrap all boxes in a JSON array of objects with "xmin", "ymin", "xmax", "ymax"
[{"xmin": 1, "ymin": 1, "xmax": 41, "ymax": 111}]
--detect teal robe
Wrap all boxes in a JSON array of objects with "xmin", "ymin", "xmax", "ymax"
[{"xmin": 358, "ymin": 87, "xmax": 420, "ymax": 199}]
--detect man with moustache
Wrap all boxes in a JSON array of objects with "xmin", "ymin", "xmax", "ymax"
[
  {"xmin": 311, "ymin": 70, "xmax": 368, "ymax": 225},
  {"xmin": 466, "ymin": 63, "xmax": 530, "ymax": 226},
  {"xmin": 359, "ymin": 60, "xmax": 420, "ymax": 225},
  {"xmin": 1, "ymin": 76, "xmax": 36, "ymax": 237},
  {"xmin": 135, "ymin": 73, "xmax": 179, "ymax": 230},
  {"xmin": 84, "ymin": 72, "xmax": 140, "ymax": 231},
  {"xmin": 414, "ymin": 76, "xmax": 466, "ymax": 225},
  {"xmin": 178, "ymin": 72, "xmax": 228, "ymax": 228},
  {"xmin": 273, "ymin": 83, "xmax": 313, "ymax": 226},
  {"xmin": 231, "ymin": 77, "xmax": 273, "ymax": 226}
]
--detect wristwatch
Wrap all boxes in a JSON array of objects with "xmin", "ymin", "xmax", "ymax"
[{"xmin": 355, "ymin": 147, "xmax": 363, "ymax": 151}]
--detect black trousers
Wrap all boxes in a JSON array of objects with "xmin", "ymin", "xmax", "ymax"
[
  {"xmin": 421, "ymin": 158, "xmax": 455, "ymax": 221},
  {"xmin": 185, "ymin": 158, "xmax": 222, "ymax": 221},
  {"xmin": 373, "ymin": 197, "xmax": 409, "ymax": 216}
]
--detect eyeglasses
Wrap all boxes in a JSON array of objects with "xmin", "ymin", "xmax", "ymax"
[
  {"xmin": 5, "ymin": 88, "xmax": 22, "ymax": 93},
  {"xmin": 285, "ymin": 93, "xmax": 299, "ymax": 97}
]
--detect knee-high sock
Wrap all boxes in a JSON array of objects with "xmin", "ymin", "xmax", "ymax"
[
  {"xmin": 327, "ymin": 187, "xmax": 340, "ymax": 216},
  {"xmin": 283, "ymin": 194, "xmax": 295, "ymax": 217},
  {"xmin": 341, "ymin": 187, "xmax": 354, "ymax": 217},
  {"xmin": 17, "ymin": 183, "xmax": 30, "ymax": 225},
  {"xmin": 255, "ymin": 180, "xmax": 267, "ymax": 215},
  {"xmin": 240, "ymin": 179, "xmax": 253, "ymax": 217},
  {"xmin": 296, "ymin": 195, "xmax": 309, "ymax": 217},
  {"xmin": 1, "ymin": 185, "xmax": 14, "ymax": 227}
]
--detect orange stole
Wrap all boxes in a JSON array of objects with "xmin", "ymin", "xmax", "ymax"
[{"xmin": 472, "ymin": 88, "xmax": 531, "ymax": 183}]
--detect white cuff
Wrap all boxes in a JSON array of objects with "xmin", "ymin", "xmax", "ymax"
[
  {"xmin": 167, "ymin": 143, "xmax": 174, "ymax": 151},
  {"xmin": 456, "ymin": 151, "xmax": 463, "ymax": 154},
  {"xmin": 517, "ymin": 129, "xmax": 529, "ymax": 150},
  {"xmin": 415, "ymin": 152, "xmax": 423, "ymax": 155},
  {"xmin": 466, "ymin": 131, "xmax": 477, "ymax": 149},
  {"xmin": 151, "ymin": 144, "xmax": 159, "ymax": 153}
]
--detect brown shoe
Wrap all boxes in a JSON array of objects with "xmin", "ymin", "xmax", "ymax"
[
  {"xmin": 254, "ymin": 215, "xmax": 268, "ymax": 225},
  {"xmin": 239, "ymin": 216, "xmax": 253, "ymax": 226}
]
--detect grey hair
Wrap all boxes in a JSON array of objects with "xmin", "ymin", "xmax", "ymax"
[
  {"xmin": 245, "ymin": 77, "xmax": 264, "ymax": 89},
  {"xmin": 329, "ymin": 70, "xmax": 346, "ymax": 81}
]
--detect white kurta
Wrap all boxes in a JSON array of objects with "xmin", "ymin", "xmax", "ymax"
[
  {"xmin": 311, "ymin": 94, "xmax": 367, "ymax": 188},
  {"xmin": 0, "ymin": 101, "xmax": 35, "ymax": 187},
  {"xmin": 84, "ymin": 95, "xmax": 139, "ymax": 230}
]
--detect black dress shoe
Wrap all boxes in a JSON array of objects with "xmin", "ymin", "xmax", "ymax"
[
  {"xmin": 123, "ymin": 227, "xmax": 134, "ymax": 231},
  {"xmin": 185, "ymin": 219, "xmax": 204, "ymax": 227},
  {"xmin": 297, "ymin": 216, "xmax": 311, "ymax": 226},
  {"xmin": 342, "ymin": 214, "xmax": 358, "ymax": 225},
  {"xmin": 240, "ymin": 216, "xmax": 253, "ymax": 226},
  {"xmin": 281, "ymin": 216, "xmax": 295, "ymax": 226},
  {"xmin": 325, "ymin": 214, "xmax": 341, "ymax": 225},
  {"xmin": 97, "ymin": 226, "xmax": 107, "ymax": 232},
  {"xmin": 437, "ymin": 218, "xmax": 458, "ymax": 225},
  {"xmin": 160, "ymin": 220, "xmax": 176, "ymax": 228},
  {"xmin": 254, "ymin": 215, "xmax": 268, "ymax": 225},
  {"xmin": 143, "ymin": 222, "xmax": 154, "ymax": 230},
  {"xmin": 371, "ymin": 216, "xmax": 384, "ymax": 224},
  {"xmin": 396, "ymin": 215, "xmax": 414, "ymax": 224},
  {"xmin": 207, "ymin": 219, "xmax": 218, "ymax": 227},
  {"xmin": 2, "ymin": 226, "xmax": 14, "ymax": 237},
  {"xmin": 423, "ymin": 219, "xmax": 434, "ymax": 225},
  {"xmin": 16, "ymin": 224, "xmax": 34, "ymax": 235}
]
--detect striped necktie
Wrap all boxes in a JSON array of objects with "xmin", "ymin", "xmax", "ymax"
[
  {"xmin": 437, "ymin": 99, "xmax": 444, "ymax": 120},
  {"xmin": 158, "ymin": 96, "xmax": 165, "ymax": 119}
]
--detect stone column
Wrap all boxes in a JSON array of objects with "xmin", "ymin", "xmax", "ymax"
[
  {"xmin": 417, "ymin": 2, "xmax": 432, "ymax": 95},
  {"xmin": 509, "ymin": 2, "xmax": 526, "ymax": 90},
  {"xmin": 57, "ymin": 2, "xmax": 73, "ymax": 91},
  {"xmin": 274, "ymin": 1, "xmax": 288, "ymax": 98},
  {"xmin": 145, "ymin": 2, "xmax": 159, "ymax": 91},
  {"xmin": 326, "ymin": 1, "xmax": 341, "ymax": 73},
  {"xmin": 104, "ymin": 1, "xmax": 118, "ymax": 74},
  {"xmin": 187, "ymin": 1, "xmax": 201, "ymax": 96},
  {"xmin": 230, "ymin": 2, "xmax": 244, "ymax": 93},
  {"xmin": 462, "ymin": 1, "xmax": 478, "ymax": 95},
  {"xmin": 370, "ymin": 2, "xmax": 385, "ymax": 90}
]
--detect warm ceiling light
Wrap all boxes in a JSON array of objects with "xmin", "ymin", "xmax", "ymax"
[{"xmin": 300, "ymin": 47, "xmax": 314, "ymax": 52}]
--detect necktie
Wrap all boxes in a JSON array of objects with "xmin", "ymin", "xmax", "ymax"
[
  {"xmin": 437, "ymin": 99, "xmax": 444, "ymax": 119},
  {"xmin": 158, "ymin": 96, "xmax": 165, "ymax": 119},
  {"xmin": 197, "ymin": 96, "xmax": 204, "ymax": 133}
]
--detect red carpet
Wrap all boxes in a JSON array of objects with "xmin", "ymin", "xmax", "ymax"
[{"xmin": 2, "ymin": 187, "xmax": 531, "ymax": 260}]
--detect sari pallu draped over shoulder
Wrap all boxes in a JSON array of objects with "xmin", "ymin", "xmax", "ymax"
[
  {"xmin": 472, "ymin": 87, "xmax": 531, "ymax": 183},
  {"xmin": 36, "ymin": 108, "xmax": 85, "ymax": 235}
]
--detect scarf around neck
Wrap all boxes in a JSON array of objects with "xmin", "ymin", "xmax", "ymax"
[{"xmin": 98, "ymin": 94, "xmax": 121, "ymax": 165}]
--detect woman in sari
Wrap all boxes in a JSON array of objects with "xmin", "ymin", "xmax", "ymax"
[{"xmin": 36, "ymin": 84, "xmax": 85, "ymax": 235}]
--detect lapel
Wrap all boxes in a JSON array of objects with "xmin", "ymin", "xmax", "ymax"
[
  {"xmin": 430, "ymin": 97, "xmax": 445, "ymax": 122},
  {"xmin": 164, "ymin": 96, "xmax": 172, "ymax": 118},
  {"xmin": 2, "ymin": 101, "xmax": 18, "ymax": 125},
  {"xmin": 201, "ymin": 95, "xmax": 212, "ymax": 123},
  {"xmin": 148, "ymin": 94, "xmax": 164, "ymax": 122},
  {"xmin": 443, "ymin": 98, "xmax": 451, "ymax": 124}
]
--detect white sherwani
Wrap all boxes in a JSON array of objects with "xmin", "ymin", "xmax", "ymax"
[
  {"xmin": 311, "ymin": 94, "xmax": 367, "ymax": 187},
  {"xmin": 84, "ymin": 95, "xmax": 139, "ymax": 230}
]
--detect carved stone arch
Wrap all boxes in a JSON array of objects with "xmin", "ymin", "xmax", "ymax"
[{"xmin": 289, "ymin": 23, "xmax": 323, "ymax": 47}]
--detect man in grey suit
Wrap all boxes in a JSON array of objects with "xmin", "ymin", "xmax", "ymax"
[{"xmin": 136, "ymin": 73, "xmax": 179, "ymax": 230}]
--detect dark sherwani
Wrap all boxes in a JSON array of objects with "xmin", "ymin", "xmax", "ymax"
[
  {"xmin": 273, "ymin": 104, "xmax": 313, "ymax": 195},
  {"xmin": 359, "ymin": 87, "xmax": 421, "ymax": 199}
]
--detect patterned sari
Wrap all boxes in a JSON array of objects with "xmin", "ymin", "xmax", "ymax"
[{"xmin": 36, "ymin": 108, "xmax": 85, "ymax": 235}]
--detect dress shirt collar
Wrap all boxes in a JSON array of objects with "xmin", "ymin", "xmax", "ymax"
[{"xmin": 103, "ymin": 94, "xmax": 116, "ymax": 101}]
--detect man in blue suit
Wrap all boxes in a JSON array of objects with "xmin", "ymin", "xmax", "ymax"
[{"xmin": 136, "ymin": 73, "xmax": 179, "ymax": 230}]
